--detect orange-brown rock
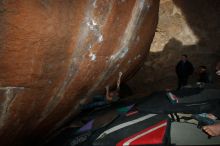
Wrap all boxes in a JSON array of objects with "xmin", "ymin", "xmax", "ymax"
[{"xmin": 0, "ymin": 0, "xmax": 159, "ymax": 145}]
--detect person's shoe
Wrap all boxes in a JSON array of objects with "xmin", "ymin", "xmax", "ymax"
[
  {"xmin": 198, "ymin": 113, "xmax": 217, "ymax": 120},
  {"xmin": 166, "ymin": 92, "xmax": 179, "ymax": 104},
  {"xmin": 192, "ymin": 114, "xmax": 216, "ymax": 129}
]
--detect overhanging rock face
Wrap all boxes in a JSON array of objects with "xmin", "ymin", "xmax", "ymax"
[{"xmin": 0, "ymin": 0, "xmax": 159, "ymax": 145}]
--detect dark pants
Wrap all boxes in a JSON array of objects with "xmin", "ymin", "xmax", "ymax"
[
  {"xmin": 81, "ymin": 95, "xmax": 108, "ymax": 110},
  {"xmin": 177, "ymin": 77, "xmax": 188, "ymax": 90}
]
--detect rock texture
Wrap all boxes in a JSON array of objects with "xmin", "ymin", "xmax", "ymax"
[
  {"xmin": 129, "ymin": 0, "xmax": 220, "ymax": 93},
  {"xmin": 0, "ymin": 0, "xmax": 159, "ymax": 146}
]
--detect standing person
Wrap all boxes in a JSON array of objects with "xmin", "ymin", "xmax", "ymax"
[{"xmin": 176, "ymin": 54, "xmax": 194, "ymax": 90}]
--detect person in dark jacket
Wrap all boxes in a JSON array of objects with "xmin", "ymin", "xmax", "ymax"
[{"xmin": 176, "ymin": 54, "xmax": 194, "ymax": 90}]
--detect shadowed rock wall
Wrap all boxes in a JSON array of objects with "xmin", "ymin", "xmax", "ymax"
[
  {"xmin": 0, "ymin": 0, "xmax": 159, "ymax": 145},
  {"xmin": 129, "ymin": 0, "xmax": 220, "ymax": 94}
]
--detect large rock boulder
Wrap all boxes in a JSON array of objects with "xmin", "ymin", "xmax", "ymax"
[{"xmin": 0, "ymin": 0, "xmax": 159, "ymax": 145}]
